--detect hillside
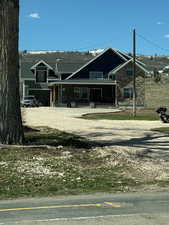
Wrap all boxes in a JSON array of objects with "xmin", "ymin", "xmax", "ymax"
[
  {"xmin": 145, "ymin": 77, "xmax": 169, "ymax": 109},
  {"xmin": 138, "ymin": 55, "xmax": 169, "ymax": 72}
]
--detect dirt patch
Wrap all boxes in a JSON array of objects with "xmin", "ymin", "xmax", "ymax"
[
  {"xmin": 23, "ymin": 107, "xmax": 169, "ymax": 193},
  {"xmin": 24, "ymin": 107, "xmax": 169, "ymax": 157}
]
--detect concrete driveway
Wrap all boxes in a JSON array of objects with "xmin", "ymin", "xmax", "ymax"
[{"xmin": 24, "ymin": 107, "xmax": 169, "ymax": 157}]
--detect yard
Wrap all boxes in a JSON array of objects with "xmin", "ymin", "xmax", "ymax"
[
  {"xmin": 0, "ymin": 107, "xmax": 169, "ymax": 199},
  {"xmin": 82, "ymin": 109, "xmax": 159, "ymax": 120}
]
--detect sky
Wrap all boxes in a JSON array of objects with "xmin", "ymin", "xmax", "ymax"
[{"xmin": 19, "ymin": 0, "xmax": 169, "ymax": 55}]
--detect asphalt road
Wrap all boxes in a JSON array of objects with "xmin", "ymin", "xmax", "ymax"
[{"xmin": 0, "ymin": 192, "xmax": 169, "ymax": 224}]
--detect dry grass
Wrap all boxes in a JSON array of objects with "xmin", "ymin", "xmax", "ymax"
[
  {"xmin": 145, "ymin": 77, "xmax": 169, "ymax": 109},
  {"xmin": 0, "ymin": 127, "xmax": 169, "ymax": 199}
]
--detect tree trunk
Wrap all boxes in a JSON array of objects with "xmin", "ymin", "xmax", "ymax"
[{"xmin": 0, "ymin": 0, "xmax": 24, "ymax": 144}]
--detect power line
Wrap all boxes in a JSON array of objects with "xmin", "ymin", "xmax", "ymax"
[
  {"xmin": 136, "ymin": 32, "xmax": 169, "ymax": 54},
  {"xmin": 57, "ymin": 31, "xmax": 169, "ymax": 54}
]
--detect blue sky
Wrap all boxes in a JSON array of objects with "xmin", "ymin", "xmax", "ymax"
[{"xmin": 19, "ymin": 0, "xmax": 169, "ymax": 55}]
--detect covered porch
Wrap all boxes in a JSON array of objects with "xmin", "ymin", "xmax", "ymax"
[{"xmin": 49, "ymin": 80, "xmax": 117, "ymax": 107}]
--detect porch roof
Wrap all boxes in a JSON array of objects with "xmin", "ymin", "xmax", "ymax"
[{"xmin": 48, "ymin": 79, "xmax": 117, "ymax": 86}]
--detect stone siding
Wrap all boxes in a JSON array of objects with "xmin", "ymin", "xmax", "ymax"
[{"xmin": 115, "ymin": 62, "xmax": 145, "ymax": 106}]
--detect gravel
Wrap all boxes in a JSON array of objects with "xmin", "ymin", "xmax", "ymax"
[{"xmin": 24, "ymin": 107, "xmax": 169, "ymax": 160}]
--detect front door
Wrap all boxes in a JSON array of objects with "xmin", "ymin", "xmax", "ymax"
[{"xmin": 90, "ymin": 88, "xmax": 102, "ymax": 102}]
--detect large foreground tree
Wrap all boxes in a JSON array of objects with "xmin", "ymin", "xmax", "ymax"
[{"xmin": 0, "ymin": 0, "xmax": 24, "ymax": 144}]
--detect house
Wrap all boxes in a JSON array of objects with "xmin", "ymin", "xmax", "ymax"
[
  {"xmin": 20, "ymin": 48, "xmax": 148, "ymax": 107},
  {"xmin": 20, "ymin": 50, "xmax": 93, "ymax": 106}
]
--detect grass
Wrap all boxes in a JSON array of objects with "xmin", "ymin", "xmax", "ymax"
[
  {"xmin": 0, "ymin": 126, "xmax": 169, "ymax": 199},
  {"xmin": 151, "ymin": 127, "xmax": 169, "ymax": 134},
  {"xmin": 0, "ymin": 127, "xmax": 149, "ymax": 199},
  {"xmin": 82, "ymin": 109, "xmax": 159, "ymax": 121},
  {"xmin": 0, "ymin": 147, "xmax": 143, "ymax": 199},
  {"xmin": 0, "ymin": 147, "xmax": 138, "ymax": 199},
  {"xmin": 24, "ymin": 126, "xmax": 94, "ymax": 149},
  {"xmin": 145, "ymin": 78, "xmax": 169, "ymax": 109}
]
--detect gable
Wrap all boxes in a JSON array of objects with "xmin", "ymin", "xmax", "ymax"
[
  {"xmin": 110, "ymin": 59, "xmax": 149, "ymax": 75},
  {"xmin": 66, "ymin": 48, "xmax": 127, "ymax": 80},
  {"xmin": 31, "ymin": 60, "xmax": 54, "ymax": 70}
]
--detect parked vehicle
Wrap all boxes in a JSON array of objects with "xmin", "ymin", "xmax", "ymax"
[
  {"xmin": 21, "ymin": 96, "xmax": 41, "ymax": 107},
  {"xmin": 156, "ymin": 107, "xmax": 169, "ymax": 123}
]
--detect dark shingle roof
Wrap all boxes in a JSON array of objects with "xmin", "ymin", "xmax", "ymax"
[{"xmin": 20, "ymin": 51, "xmax": 94, "ymax": 79}]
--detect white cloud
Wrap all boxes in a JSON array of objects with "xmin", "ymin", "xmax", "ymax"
[
  {"xmin": 157, "ymin": 22, "xmax": 164, "ymax": 25},
  {"xmin": 164, "ymin": 34, "xmax": 169, "ymax": 38},
  {"xmin": 29, "ymin": 13, "xmax": 40, "ymax": 19}
]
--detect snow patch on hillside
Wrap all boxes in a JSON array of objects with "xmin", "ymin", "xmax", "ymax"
[
  {"xmin": 89, "ymin": 49, "xmax": 104, "ymax": 56},
  {"xmin": 27, "ymin": 51, "xmax": 65, "ymax": 54}
]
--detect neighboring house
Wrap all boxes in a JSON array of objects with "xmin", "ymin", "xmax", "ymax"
[{"xmin": 20, "ymin": 48, "xmax": 148, "ymax": 107}]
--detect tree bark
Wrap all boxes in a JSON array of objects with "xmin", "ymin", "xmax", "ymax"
[{"xmin": 0, "ymin": 0, "xmax": 24, "ymax": 144}]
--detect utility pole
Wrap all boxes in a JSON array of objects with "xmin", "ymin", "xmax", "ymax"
[{"xmin": 133, "ymin": 29, "xmax": 136, "ymax": 117}]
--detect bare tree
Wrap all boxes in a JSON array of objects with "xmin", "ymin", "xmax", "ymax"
[{"xmin": 0, "ymin": 0, "xmax": 24, "ymax": 144}]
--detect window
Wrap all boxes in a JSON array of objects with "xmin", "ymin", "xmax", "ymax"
[
  {"xmin": 126, "ymin": 68, "xmax": 133, "ymax": 76},
  {"xmin": 74, "ymin": 87, "xmax": 88, "ymax": 99},
  {"xmin": 89, "ymin": 71, "xmax": 103, "ymax": 80},
  {"xmin": 35, "ymin": 63, "xmax": 48, "ymax": 83},
  {"xmin": 36, "ymin": 70, "xmax": 47, "ymax": 82},
  {"xmin": 123, "ymin": 87, "xmax": 133, "ymax": 98}
]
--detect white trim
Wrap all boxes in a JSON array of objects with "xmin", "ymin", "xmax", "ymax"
[
  {"xmin": 29, "ymin": 88, "xmax": 50, "ymax": 91},
  {"xmin": 111, "ymin": 59, "xmax": 149, "ymax": 74},
  {"xmin": 49, "ymin": 81, "xmax": 117, "ymax": 86},
  {"xmin": 112, "ymin": 48, "xmax": 130, "ymax": 61},
  {"xmin": 22, "ymin": 81, "xmax": 25, "ymax": 100},
  {"xmin": 48, "ymin": 79, "xmax": 60, "ymax": 81},
  {"xmin": 31, "ymin": 60, "xmax": 53, "ymax": 70},
  {"xmin": 65, "ymin": 48, "xmax": 128, "ymax": 80},
  {"xmin": 116, "ymin": 51, "xmax": 146, "ymax": 67},
  {"xmin": 111, "ymin": 60, "xmax": 132, "ymax": 74},
  {"xmin": 116, "ymin": 50, "xmax": 132, "ymax": 60},
  {"xmin": 23, "ymin": 78, "xmax": 35, "ymax": 81}
]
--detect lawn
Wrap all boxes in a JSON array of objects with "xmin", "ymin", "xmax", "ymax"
[
  {"xmin": 0, "ymin": 126, "xmax": 169, "ymax": 199},
  {"xmin": 0, "ymin": 127, "xmax": 139, "ymax": 199},
  {"xmin": 82, "ymin": 109, "xmax": 159, "ymax": 121}
]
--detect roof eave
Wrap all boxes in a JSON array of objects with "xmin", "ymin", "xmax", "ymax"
[
  {"xmin": 31, "ymin": 60, "xmax": 54, "ymax": 70},
  {"xmin": 48, "ymin": 80, "xmax": 117, "ymax": 86}
]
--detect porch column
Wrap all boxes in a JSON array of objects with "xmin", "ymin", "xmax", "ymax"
[
  {"xmin": 115, "ymin": 82, "xmax": 118, "ymax": 106},
  {"xmin": 53, "ymin": 86, "xmax": 56, "ymax": 106},
  {"xmin": 50, "ymin": 86, "xmax": 53, "ymax": 106},
  {"xmin": 58, "ymin": 85, "xmax": 62, "ymax": 105}
]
